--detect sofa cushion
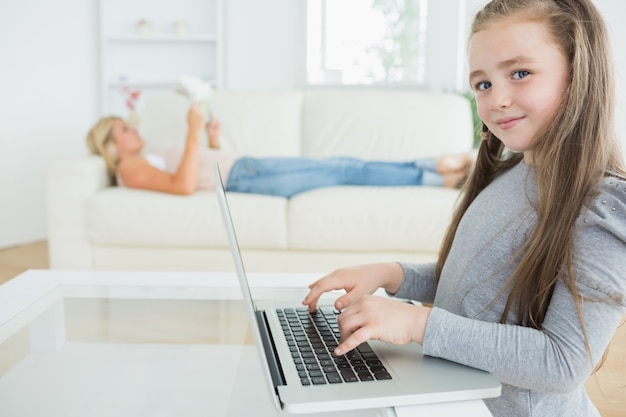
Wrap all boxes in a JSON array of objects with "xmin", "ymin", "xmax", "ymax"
[
  {"xmin": 301, "ymin": 89, "xmax": 473, "ymax": 160},
  {"xmin": 86, "ymin": 188, "xmax": 288, "ymax": 249},
  {"xmin": 287, "ymin": 186, "xmax": 459, "ymax": 252}
]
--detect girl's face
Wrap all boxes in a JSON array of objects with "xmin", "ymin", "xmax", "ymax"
[
  {"xmin": 111, "ymin": 119, "xmax": 144, "ymax": 154},
  {"xmin": 469, "ymin": 18, "xmax": 569, "ymax": 154}
]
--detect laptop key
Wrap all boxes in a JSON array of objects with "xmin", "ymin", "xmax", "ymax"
[
  {"xmin": 306, "ymin": 363, "xmax": 320, "ymax": 370},
  {"xmin": 357, "ymin": 343, "xmax": 374, "ymax": 353},
  {"xmin": 353, "ymin": 365, "xmax": 368, "ymax": 372},
  {"xmin": 374, "ymin": 371, "xmax": 392, "ymax": 380},
  {"xmin": 347, "ymin": 351, "xmax": 360, "ymax": 360},
  {"xmin": 358, "ymin": 372, "xmax": 374, "ymax": 381},
  {"xmin": 311, "ymin": 377, "xmax": 327, "ymax": 385},
  {"xmin": 340, "ymin": 369, "xmax": 358, "ymax": 382},
  {"xmin": 326, "ymin": 373, "xmax": 343, "ymax": 384}
]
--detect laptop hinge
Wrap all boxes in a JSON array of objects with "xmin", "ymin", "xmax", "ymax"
[{"xmin": 256, "ymin": 310, "xmax": 287, "ymax": 387}]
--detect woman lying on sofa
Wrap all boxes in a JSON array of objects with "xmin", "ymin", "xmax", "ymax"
[{"xmin": 86, "ymin": 104, "xmax": 472, "ymax": 197}]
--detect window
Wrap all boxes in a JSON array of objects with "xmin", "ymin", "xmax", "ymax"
[{"xmin": 307, "ymin": 0, "xmax": 428, "ymax": 85}]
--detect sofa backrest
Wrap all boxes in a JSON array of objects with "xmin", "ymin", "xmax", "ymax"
[
  {"xmin": 138, "ymin": 88, "xmax": 474, "ymax": 159},
  {"xmin": 301, "ymin": 89, "xmax": 473, "ymax": 159},
  {"xmin": 211, "ymin": 90, "xmax": 303, "ymax": 156}
]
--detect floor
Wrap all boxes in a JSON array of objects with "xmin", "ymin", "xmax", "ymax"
[
  {"xmin": 0, "ymin": 241, "xmax": 624, "ymax": 416},
  {"xmin": 0, "ymin": 240, "xmax": 49, "ymax": 285}
]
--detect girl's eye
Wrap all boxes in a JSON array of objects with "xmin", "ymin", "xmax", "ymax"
[
  {"xmin": 512, "ymin": 70, "xmax": 530, "ymax": 80},
  {"xmin": 475, "ymin": 81, "xmax": 491, "ymax": 91}
]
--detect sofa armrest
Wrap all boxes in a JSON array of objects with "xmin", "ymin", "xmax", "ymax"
[{"xmin": 46, "ymin": 155, "xmax": 111, "ymax": 269}]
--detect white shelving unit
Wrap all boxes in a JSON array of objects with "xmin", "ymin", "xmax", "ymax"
[{"xmin": 99, "ymin": 0, "xmax": 223, "ymax": 117}]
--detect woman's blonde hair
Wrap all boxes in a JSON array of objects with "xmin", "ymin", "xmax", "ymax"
[
  {"xmin": 85, "ymin": 116, "xmax": 122, "ymax": 182},
  {"xmin": 437, "ymin": 0, "xmax": 625, "ymax": 331}
]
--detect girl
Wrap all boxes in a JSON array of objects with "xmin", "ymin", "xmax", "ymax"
[
  {"xmin": 303, "ymin": 1, "xmax": 626, "ymax": 416},
  {"xmin": 85, "ymin": 105, "xmax": 471, "ymax": 197}
]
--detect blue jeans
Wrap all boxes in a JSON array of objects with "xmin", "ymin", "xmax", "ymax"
[{"xmin": 225, "ymin": 157, "xmax": 443, "ymax": 198}]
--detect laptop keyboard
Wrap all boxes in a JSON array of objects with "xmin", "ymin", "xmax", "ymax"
[{"xmin": 277, "ymin": 307, "xmax": 393, "ymax": 385}]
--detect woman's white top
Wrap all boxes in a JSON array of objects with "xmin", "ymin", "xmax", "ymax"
[{"xmin": 116, "ymin": 147, "xmax": 238, "ymax": 190}]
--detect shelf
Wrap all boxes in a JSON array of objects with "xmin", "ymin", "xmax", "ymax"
[
  {"xmin": 107, "ymin": 79, "xmax": 217, "ymax": 88},
  {"xmin": 99, "ymin": 0, "xmax": 223, "ymax": 114},
  {"xmin": 104, "ymin": 34, "xmax": 217, "ymax": 43}
]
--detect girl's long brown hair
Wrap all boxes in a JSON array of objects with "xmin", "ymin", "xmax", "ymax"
[{"xmin": 437, "ymin": 0, "xmax": 625, "ymax": 330}]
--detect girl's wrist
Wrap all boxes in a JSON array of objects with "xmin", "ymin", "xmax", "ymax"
[
  {"xmin": 412, "ymin": 305, "xmax": 431, "ymax": 345},
  {"xmin": 383, "ymin": 262, "xmax": 405, "ymax": 295}
]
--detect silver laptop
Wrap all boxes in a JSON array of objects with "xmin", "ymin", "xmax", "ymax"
[{"xmin": 214, "ymin": 162, "xmax": 501, "ymax": 414}]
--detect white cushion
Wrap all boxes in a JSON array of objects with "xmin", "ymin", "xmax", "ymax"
[
  {"xmin": 86, "ymin": 188, "xmax": 288, "ymax": 249},
  {"xmin": 288, "ymin": 186, "xmax": 460, "ymax": 252}
]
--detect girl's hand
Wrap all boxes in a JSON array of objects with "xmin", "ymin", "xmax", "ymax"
[
  {"xmin": 334, "ymin": 296, "xmax": 431, "ymax": 356},
  {"xmin": 187, "ymin": 104, "xmax": 205, "ymax": 135},
  {"xmin": 302, "ymin": 263, "xmax": 404, "ymax": 313},
  {"xmin": 206, "ymin": 115, "xmax": 221, "ymax": 149}
]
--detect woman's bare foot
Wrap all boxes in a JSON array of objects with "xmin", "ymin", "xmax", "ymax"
[
  {"xmin": 442, "ymin": 170, "xmax": 468, "ymax": 188},
  {"xmin": 206, "ymin": 116, "xmax": 221, "ymax": 149},
  {"xmin": 436, "ymin": 152, "xmax": 473, "ymax": 174}
]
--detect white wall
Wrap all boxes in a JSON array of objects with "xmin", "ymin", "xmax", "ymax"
[
  {"xmin": 223, "ymin": 0, "xmax": 307, "ymax": 89},
  {"xmin": 424, "ymin": 0, "xmax": 468, "ymax": 92},
  {"xmin": 0, "ymin": 0, "xmax": 100, "ymax": 248},
  {"xmin": 0, "ymin": 0, "xmax": 624, "ymax": 249},
  {"xmin": 595, "ymin": 0, "xmax": 626, "ymax": 149}
]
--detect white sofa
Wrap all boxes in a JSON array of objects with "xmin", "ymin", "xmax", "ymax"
[{"xmin": 46, "ymin": 89, "xmax": 473, "ymax": 273}]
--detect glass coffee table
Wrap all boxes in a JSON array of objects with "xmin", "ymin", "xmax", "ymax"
[
  {"xmin": 0, "ymin": 270, "xmax": 404, "ymax": 417},
  {"xmin": 0, "ymin": 270, "xmax": 495, "ymax": 417}
]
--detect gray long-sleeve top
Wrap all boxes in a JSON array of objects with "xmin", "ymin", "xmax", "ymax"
[{"xmin": 396, "ymin": 162, "xmax": 626, "ymax": 417}]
